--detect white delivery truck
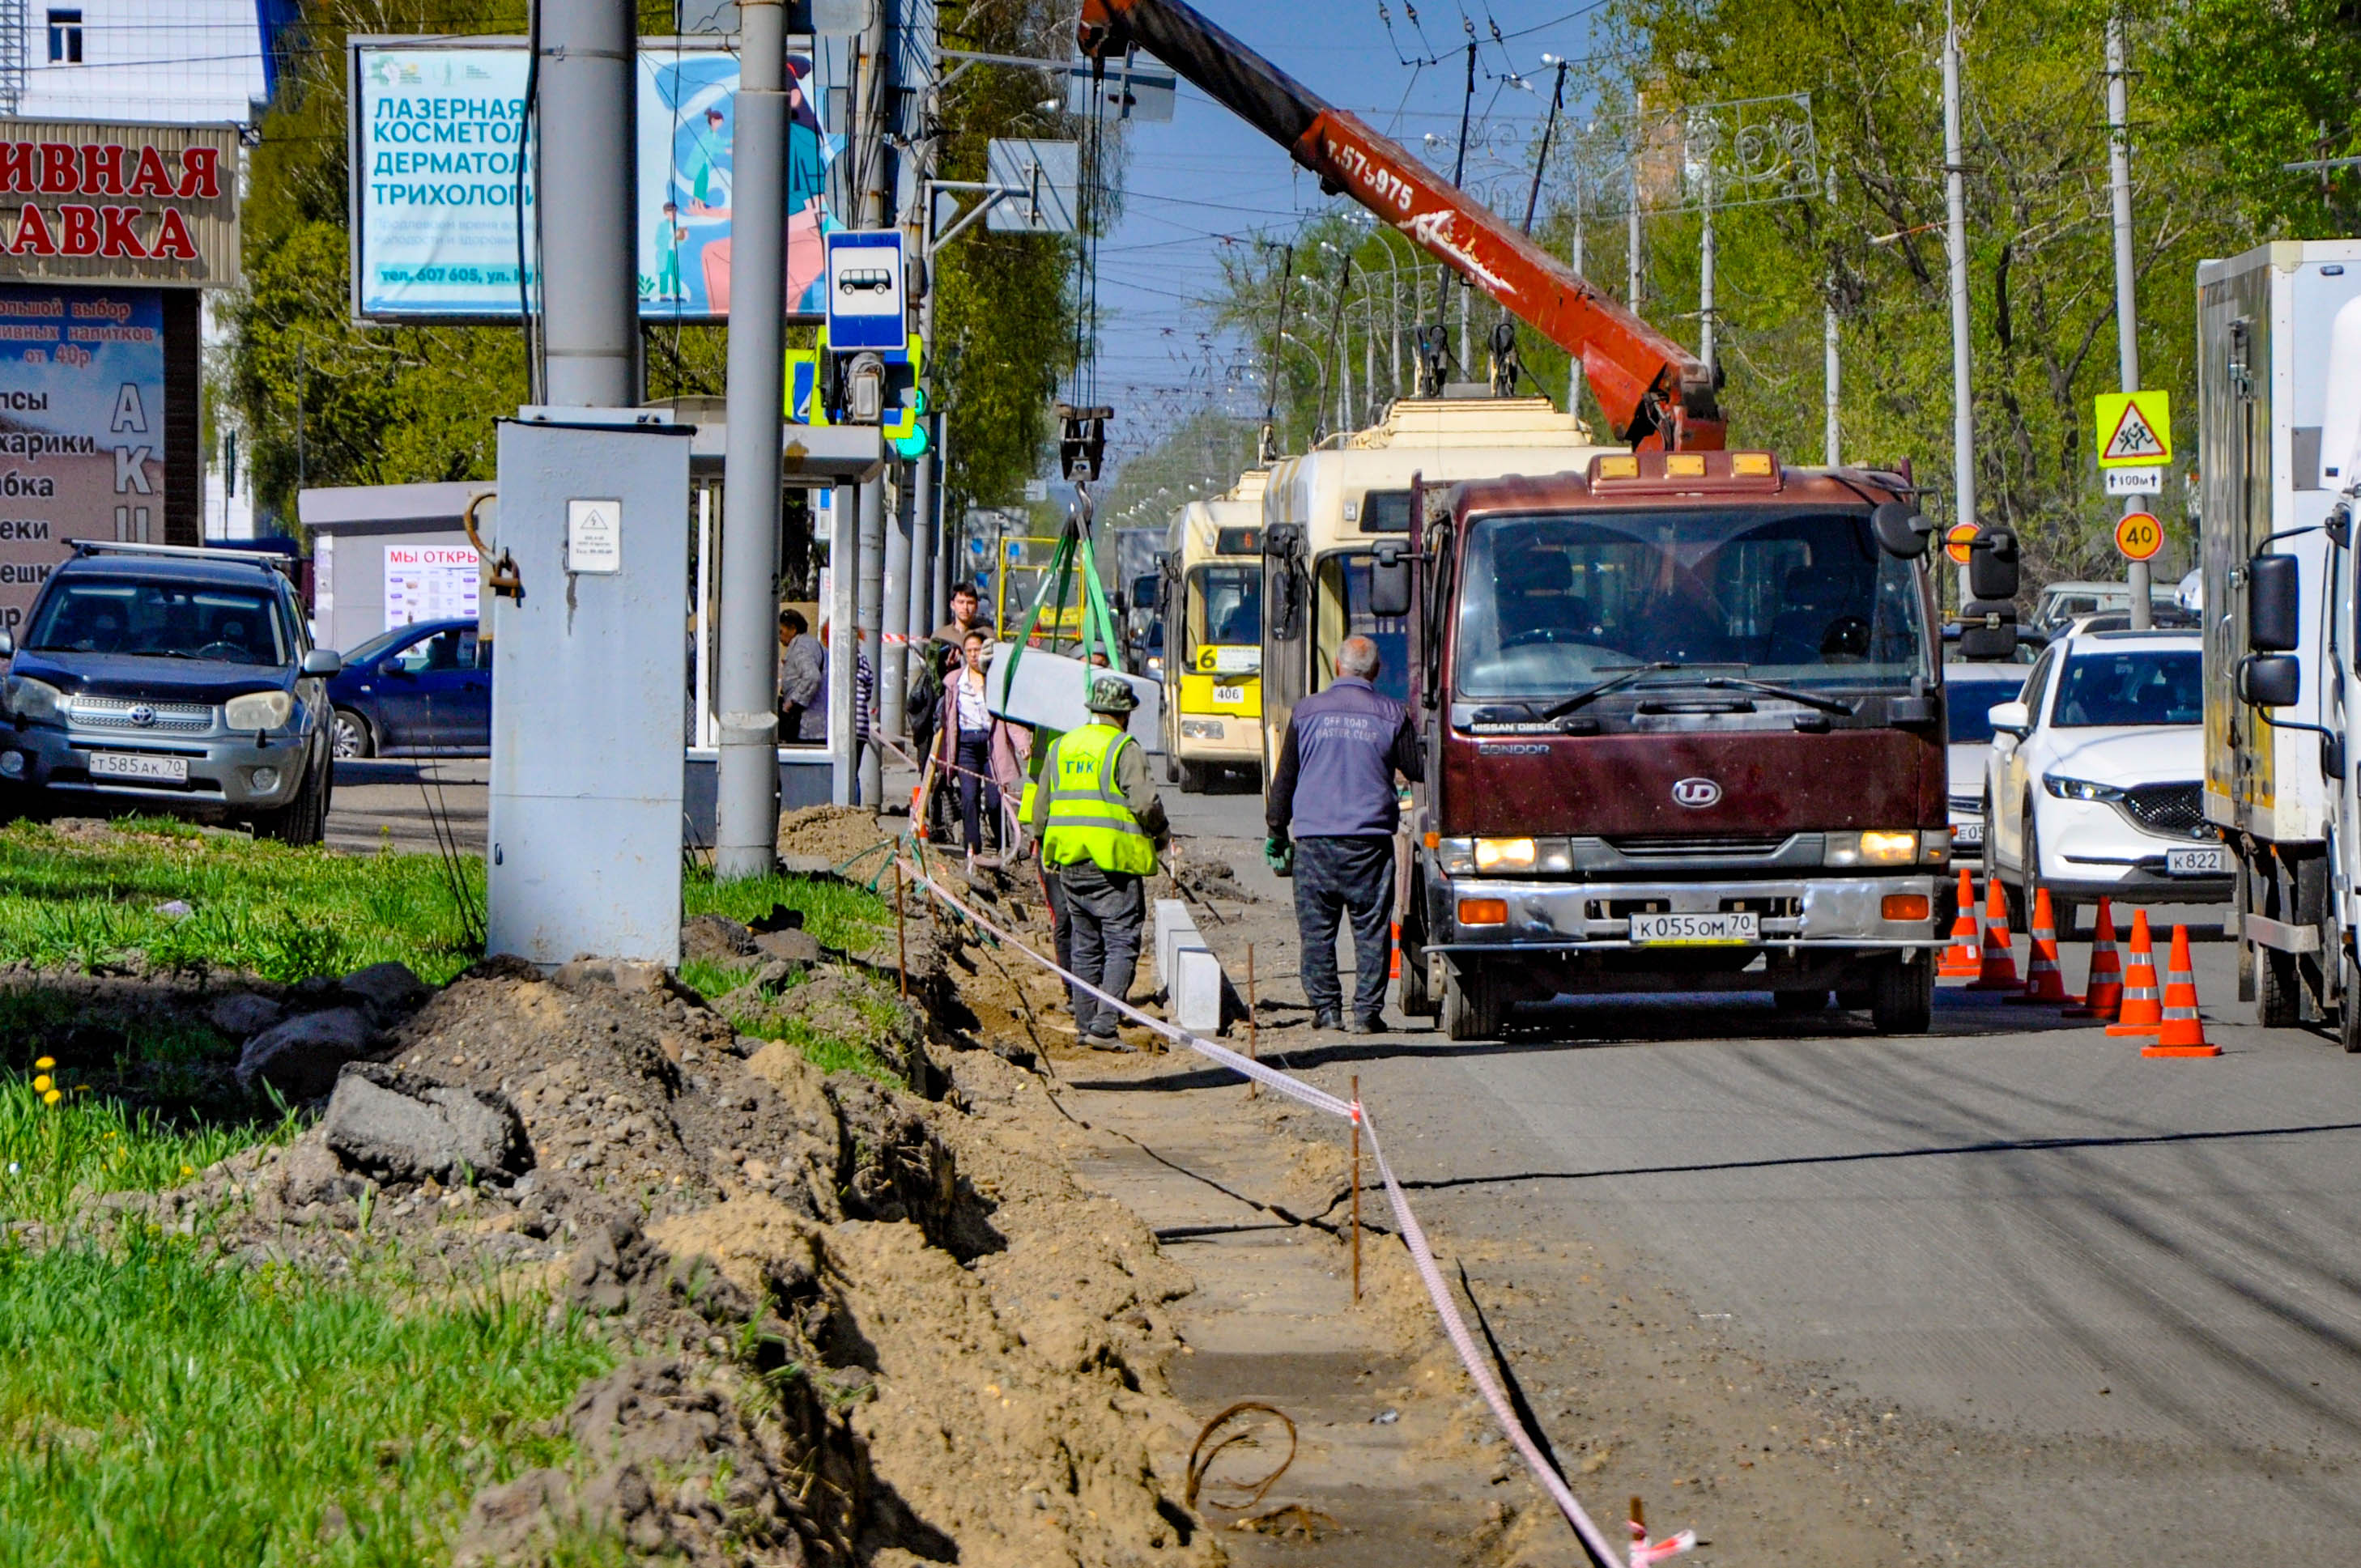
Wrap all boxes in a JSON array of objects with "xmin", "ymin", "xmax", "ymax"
[{"xmin": 2201, "ymin": 239, "xmax": 2361, "ymax": 1033}]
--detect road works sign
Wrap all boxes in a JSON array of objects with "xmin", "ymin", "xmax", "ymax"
[
  {"xmin": 2115, "ymin": 511, "xmax": 2164, "ymax": 562},
  {"xmin": 2095, "ymin": 390, "xmax": 2172, "ymax": 468}
]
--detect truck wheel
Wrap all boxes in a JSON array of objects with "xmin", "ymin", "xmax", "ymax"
[
  {"xmin": 1162, "ymin": 747, "xmax": 1179, "ymax": 784},
  {"xmin": 2341, "ymin": 946, "xmax": 2361, "ymax": 1054},
  {"xmin": 1178, "ymin": 761, "xmax": 1206, "ymax": 793},
  {"xmin": 1397, "ymin": 944, "xmax": 1435, "ymax": 1018},
  {"xmin": 1773, "ymin": 989, "xmax": 1828, "ymax": 1013},
  {"xmin": 2259, "ymin": 944, "xmax": 2302, "ymax": 1028},
  {"xmin": 1868, "ymin": 955, "xmax": 1933, "ymax": 1034},
  {"xmin": 1440, "ymin": 961, "xmax": 1503, "ymax": 1042}
]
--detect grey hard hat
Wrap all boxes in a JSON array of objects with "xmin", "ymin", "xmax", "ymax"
[{"xmin": 1087, "ymin": 675, "xmax": 1139, "ymax": 714}]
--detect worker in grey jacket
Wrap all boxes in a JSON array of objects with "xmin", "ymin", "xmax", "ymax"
[{"xmin": 1265, "ymin": 635, "xmax": 1423, "ymax": 1032}]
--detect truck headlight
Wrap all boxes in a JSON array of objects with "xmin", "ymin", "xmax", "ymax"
[
  {"xmin": 2044, "ymin": 774, "xmax": 2125, "ymax": 803},
  {"xmin": 1827, "ymin": 829, "xmax": 1924, "ymax": 866},
  {"xmin": 6, "ymin": 677, "xmax": 63, "ymax": 725},
  {"xmin": 1474, "ymin": 836, "xmax": 1537, "ymax": 871},
  {"xmin": 223, "ymin": 691, "xmax": 294, "ymax": 731},
  {"xmin": 1437, "ymin": 836, "xmax": 1475, "ymax": 874}
]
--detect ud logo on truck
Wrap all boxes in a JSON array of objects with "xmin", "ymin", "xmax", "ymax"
[{"xmin": 1672, "ymin": 777, "xmax": 1721, "ymax": 808}]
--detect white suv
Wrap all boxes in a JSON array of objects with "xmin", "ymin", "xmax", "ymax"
[{"xmin": 1981, "ymin": 628, "xmax": 2231, "ymax": 933}]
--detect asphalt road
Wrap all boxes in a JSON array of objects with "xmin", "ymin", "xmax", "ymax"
[
  {"xmin": 1151, "ymin": 778, "xmax": 2361, "ymax": 1558},
  {"xmin": 325, "ymin": 757, "xmax": 487, "ymax": 856}
]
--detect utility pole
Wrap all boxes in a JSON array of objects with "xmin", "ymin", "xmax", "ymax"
[
  {"xmin": 1698, "ymin": 137, "xmax": 1716, "ymax": 376},
  {"xmin": 713, "ymin": 0, "xmax": 789, "ymax": 878},
  {"xmin": 2107, "ymin": 15, "xmax": 2150, "ymax": 629},
  {"xmin": 1943, "ymin": 0, "xmax": 1976, "ymax": 601},
  {"xmin": 852, "ymin": 0, "xmax": 892, "ymax": 807},
  {"xmin": 1452, "ymin": 40, "xmax": 1475, "ymax": 372},
  {"xmin": 1824, "ymin": 166, "xmax": 1841, "ymax": 466},
  {"xmin": 534, "ymin": 0, "xmax": 637, "ymax": 406},
  {"xmin": 1628, "ymin": 86, "xmax": 1644, "ymax": 311}
]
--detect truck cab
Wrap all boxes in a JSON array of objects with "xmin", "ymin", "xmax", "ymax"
[
  {"xmin": 1159, "ymin": 474, "xmax": 1267, "ymax": 791},
  {"xmin": 1389, "ymin": 450, "xmax": 1951, "ymax": 1039}
]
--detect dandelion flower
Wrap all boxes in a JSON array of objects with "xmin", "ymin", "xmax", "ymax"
[
  {"xmin": 179, "ymin": 1165, "xmax": 194, "ymax": 1178},
  {"xmin": 41, "ymin": 1090, "xmax": 61, "ymax": 1107},
  {"xmin": 31, "ymin": 1075, "xmax": 50, "ymax": 1094},
  {"xmin": 32, "ymin": 1056, "xmax": 53, "ymax": 1070}
]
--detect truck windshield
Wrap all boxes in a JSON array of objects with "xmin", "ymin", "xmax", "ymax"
[
  {"xmin": 1187, "ymin": 564, "xmax": 1261, "ymax": 657},
  {"xmin": 1453, "ymin": 508, "xmax": 1928, "ymax": 701}
]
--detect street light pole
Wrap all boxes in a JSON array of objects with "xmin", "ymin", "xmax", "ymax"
[
  {"xmin": 1943, "ymin": 0, "xmax": 1976, "ymax": 601},
  {"xmin": 2107, "ymin": 15, "xmax": 2150, "ymax": 629},
  {"xmin": 1628, "ymin": 86, "xmax": 1644, "ymax": 311},
  {"xmin": 1824, "ymin": 166, "xmax": 1841, "ymax": 466}
]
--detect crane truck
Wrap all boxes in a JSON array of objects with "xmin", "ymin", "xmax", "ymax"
[{"xmin": 1083, "ymin": 0, "xmax": 1985, "ymax": 1035}]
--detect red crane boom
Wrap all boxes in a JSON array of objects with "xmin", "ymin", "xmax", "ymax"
[{"xmin": 1078, "ymin": 0, "xmax": 1725, "ymax": 451}]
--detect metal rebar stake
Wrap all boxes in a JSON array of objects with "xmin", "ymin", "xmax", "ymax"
[{"xmin": 1351, "ymin": 1073, "xmax": 1363, "ymax": 1303}]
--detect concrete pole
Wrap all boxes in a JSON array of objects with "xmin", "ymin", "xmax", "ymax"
[
  {"xmin": 831, "ymin": 482, "xmax": 858, "ymax": 805},
  {"xmin": 711, "ymin": 0, "xmax": 788, "ymax": 878},
  {"xmin": 1824, "ymin": 167, "xmax": 1841, "ymax": 467},
  {"xmin": 857, "ymin": 474, "xmax": 884, "ymax": 803},
  {"xmin": 933, "ymin": 412, "xmax": 951, "ymax": 621},
  {"xmin": 881, "ymin": 468, "xmax": 911, "ymax": 744},
  {"xmin": 2108, "ymin": 16, "xmax": 2150, "ymax": 629},
  {"xmin": 1698, "ymin": 153, "xmax": 1716, "ymax": 375},
  {"xmin": 534, "ymin": 0, "xmax": 637, "ymax": 406},
  {"xmin": 1944, "ymin": 0, "xmax": 1976, "ymax": 601},
  {"xmin": 1628, "ymin": 87, "xmax": 1644, "ymax": 310}
]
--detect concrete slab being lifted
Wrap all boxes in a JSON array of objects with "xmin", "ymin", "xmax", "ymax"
[{"xmin": 642, "ymin": 395, "xmax": 887, "ymax": 483}]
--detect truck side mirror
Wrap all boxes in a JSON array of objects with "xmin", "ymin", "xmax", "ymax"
[
  {"xmin": 1956, "ymin": 599, "xmax": 2019, "ymax": 661},
  {"xmin": 2247, "ymin": 554, "xmax": 2300, "ymax": 652},
  {"xmin": 1368, "ymin": 542, "xmax": 1413, "ymax": 618},
  {"xmin": 2240, "ymin": 653, "xmax": 2301, "ymax": 707},
  {"xmin": 1871, "ymin": 501, "xmax": 1933, "ymax": 558},
  {"xmin": 1968, "ymin": 528, "xmax": 2019, "ymax": 601}
]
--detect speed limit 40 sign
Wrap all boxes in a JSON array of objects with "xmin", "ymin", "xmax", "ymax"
[{"xmin": 2115, "ymin": 511, "xmax": 2164, "ymax": 562}]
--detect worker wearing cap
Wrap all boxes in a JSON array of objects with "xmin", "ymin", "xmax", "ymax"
[
  {"xmin": 1266, "ymin": 635, "xmax": 1422, "ymax": 1033},
  {"xmin": 1029, "ymin": 676, "xmax": 1168, "ymax": 1047}
]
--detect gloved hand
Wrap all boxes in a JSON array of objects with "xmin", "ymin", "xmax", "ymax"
[{"xmin": 1264, "ymin": 835, "xmax": 1295, "ymax": 877}]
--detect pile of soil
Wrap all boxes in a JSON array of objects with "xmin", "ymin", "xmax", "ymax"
[
  {"xmin": 116, "ymin": 939, "xmax": 1218, "ymax": 1566},
  {"xmin": 776, "ymin": 805, "xmax": 896, "ymax": 872}
]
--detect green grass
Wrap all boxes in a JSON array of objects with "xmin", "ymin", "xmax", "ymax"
[
  {"xmin": 0, "ymin": 1071, "xmax": 297, "ymax": 1226},
  {"xmin": 681, "ymin": 865, "xmax": 894, "ymax": 954},
  {"xmin": 0, "ymin": 1230, "xmax": 610, "ymax": 1567},
  {"xmin": 0, "ymin": 818, "xmax": 483, "ymax": 984}
]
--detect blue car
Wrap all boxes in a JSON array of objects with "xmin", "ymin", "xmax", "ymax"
[{"xmin": 327, "ymin": 619, "xmax": 490, "ymax": 759}]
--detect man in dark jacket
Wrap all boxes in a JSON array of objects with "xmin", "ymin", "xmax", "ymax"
[{"xmin": 1266, "ymin": 635, "xmax": 1423, "ymax": 1032}]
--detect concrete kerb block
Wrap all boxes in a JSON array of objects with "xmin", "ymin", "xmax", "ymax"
[
  {"xmin": 1172, "ymin": 943, "xmax": 1224, "ymax": 1035},
  {"xmin": 1153, "ymin": 899, "xmax": 1194, "ymax": 995}
]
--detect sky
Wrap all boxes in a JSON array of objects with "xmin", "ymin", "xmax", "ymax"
[{"xmin": 1075, "ymin": 0, "xmax": 1626, "ymax": 480}]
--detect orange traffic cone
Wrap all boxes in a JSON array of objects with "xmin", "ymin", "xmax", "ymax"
[
  {"xmin": 1967, "ymin": 879, "xmax": 2022, "ymax": 990},
  {"xmin": 2013, "ymin": 887, "xmax": 2073, "ymax": 1003},
  {"xmin": 2106, "ymin": 910, "xmax": 2164, "ymax": 1035},
  {"xmin": 2065, "ymin": 897, "xmax": 2123, "ymax": 1019},
  {"xmin": 911, "ymin": 784, "xmax": 929, "ymax": 840},
  {"xmin": 2145, "ymin": 924, "xmax": 2221, "ymax": 1057},
  {"xmin": 1938, "ymin": 869, "xmax": 1982, "ymax": 978}
]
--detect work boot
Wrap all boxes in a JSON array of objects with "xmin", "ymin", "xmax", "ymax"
[
  {"xmin": 1085, "ymin": 1026, "xmax": 1134, "ymax": 1052},
  {"xmin": 1347, "ymin": 1013, "xmax": 1385, "ymax": 1035},
  {"xmin": 1312, "ymin": 1008, "xmax": 1342, "ymax": 1031}
]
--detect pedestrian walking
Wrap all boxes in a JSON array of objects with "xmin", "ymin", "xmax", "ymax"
[
  {"xmin": 1266, "ymin": 635, "xmax": 1422, "ymax": 1033},
  {"xmin": 934, "ymin": 630, "xmax": 1022, "ymax": 863},
  {"xmin": 776, "ymin": 607, "xmax": 822, "ymax": 745},
  {"xmin": 1029, "ymin": 676, "xmax": 1167, "ymax": 1047}
]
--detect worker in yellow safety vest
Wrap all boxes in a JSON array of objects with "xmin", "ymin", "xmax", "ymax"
[{"xmin": 1027, "ymin": 676, "xmax": 1168, "ymax": 1047}]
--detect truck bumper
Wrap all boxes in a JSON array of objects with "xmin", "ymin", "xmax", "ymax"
[{"xmin": 1422, "ymin": 871, "xmax": 1946, "ymax": 954}]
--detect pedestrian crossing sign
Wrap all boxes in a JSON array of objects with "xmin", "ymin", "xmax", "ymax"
[{"xmin": 2095, "ymin": 390, "xmax": 2172, "ymax": 468}]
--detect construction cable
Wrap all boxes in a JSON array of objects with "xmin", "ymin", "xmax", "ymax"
[{"xmin": 896, "ymin": 860, "xmax": 1694, "ymax": 1568}]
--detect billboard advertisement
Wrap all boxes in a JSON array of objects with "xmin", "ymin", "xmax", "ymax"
[
  {"xmin": 349, "ymin": 39, "xmax": 844, "ymax": 322},
  {"xmin": 0, "ymin": 283, "xmax": 167, "ymax": 629},
  {"xmin": 0, "ymin": 122, "xmax": 240, "ymax": 289}
]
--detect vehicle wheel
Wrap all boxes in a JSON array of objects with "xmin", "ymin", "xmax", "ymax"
[
  {"xmin": 1773, "ymin": 988, "xmax": 1829, "ymax": 1013},
  {"xmin": 330, "ymin": 708, "xmax": 374, "ymax": 760},
  {"xmin": 2258, "ymin": 942, "xmax": 2302, "ymax": 1028},
  {"xmin": 255, "ymin": 751, "xmax": 328, "ymax": 846},
  {"xmin": 1162, "ymin": 746, "xmax": 1179, "ymax": 784},
  {"xmin": 1178, "ymin": 760, "xmax": 1206, "ymax": 794},
  {"xmin": 1440, "ymin": 960, "xmax": 1504, "ymax": 1041},
  {"xmin": 1869, "ymin": 955, "xmax": 1933, "ymax": 1034},
  {"xmin": 1397, "ymin": 937, "xmax": 1435, "ymax": 1018},
  {"xmin": 2341, "ymin": 945, "xmax": 2361, "ymax": 1054}
]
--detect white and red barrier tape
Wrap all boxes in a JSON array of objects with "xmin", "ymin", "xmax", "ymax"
[{"xmin": 902, "ymin": 856, "xmax": 1692, "ymax": 1567}]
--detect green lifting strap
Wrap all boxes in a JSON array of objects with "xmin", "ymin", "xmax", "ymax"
[{"xmin": 1000, "ymin": 496, "xmax": 1125, "ymax": 708}]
